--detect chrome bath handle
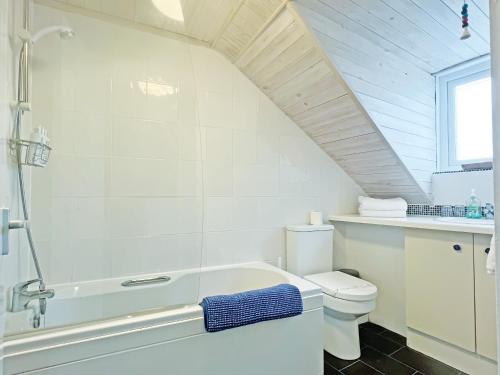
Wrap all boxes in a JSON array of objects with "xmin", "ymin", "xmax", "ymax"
[{"xmin": 121, "ymin": 276, "xmax": 171, "ymax": 287}]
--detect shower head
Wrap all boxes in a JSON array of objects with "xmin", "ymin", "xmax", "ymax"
[
  {"xmin": 59, "ymin": 28, "xmax": 76, "ymax": 40},
  {"xmin": 30, "ymin": 25, "xmax": 75, "ymax": 44},
  {"xmin": 16, "ymin": 25, "xmax": 75, "ymax": 106}
]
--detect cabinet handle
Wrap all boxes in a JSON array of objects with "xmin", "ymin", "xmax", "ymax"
[
  {"xmin": 485, "ymin": 247, "xmax": 490, "ymax": 254},
  {"xmin": 453, "ymin": 244, "xmax": 461, "ymax": 251}
]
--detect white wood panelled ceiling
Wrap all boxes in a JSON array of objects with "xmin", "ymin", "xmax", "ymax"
[
  {"xmin": 235, "ymin": 6, "xmax": 429, "ymax": 202},
  {"xmin": 38, "ymin": 0, "xmax": 491, "ymax": 203},
  {"xmin": 48, "ymin": 0, "xmax": 490, "ymax": 71},
  {"xmin": 303, "ymin": 0, "xmax": 490, "ymax": 74},
  {"xmin": 294, "ymin": 0, "xmax": 489, "ymax": 202},
  {"xmin": 41, "ymin": 0, "xmax": 285, "ymax": 57},
  {"xmin": 292, "ymin": 0, "xmax": 490, "ymax": 76},
  {"xmin": 45, "ymin": 0, "xmax": 242, "ymax": 42}
]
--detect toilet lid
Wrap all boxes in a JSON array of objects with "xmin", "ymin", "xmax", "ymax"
[{"xmin": 305, "ymin": 271, "xmax": 377, "ymax": 302}]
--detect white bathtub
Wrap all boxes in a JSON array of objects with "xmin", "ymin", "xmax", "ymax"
[{"xmin": 4, "ymin": 262, "xmax": 324, "ymax": 375}]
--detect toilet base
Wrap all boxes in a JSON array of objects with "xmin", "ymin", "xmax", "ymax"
[{"xmin": 324, "ymin": 309, "xmax": 363, "ymax": 360}]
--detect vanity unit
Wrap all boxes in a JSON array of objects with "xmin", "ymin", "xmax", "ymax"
[
  {"xmin": 406, "ymin": 230, "xmax": 495, "ymax": 361},
  {"xmin": 329, "ymin": 215, "xmax": 496, "ymax": 375}
]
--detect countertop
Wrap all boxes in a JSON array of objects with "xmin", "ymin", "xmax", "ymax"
[{"xmin": 328, "ymin": 214, "xmax": 494, "ymax": 235}]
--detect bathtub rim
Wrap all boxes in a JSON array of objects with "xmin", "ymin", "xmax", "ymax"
[
  {"xmin": 30, "ymin": 261, "xmax": 313, "ymax": 299},
  {"xmin": 4, "ymin": 262, "xmax": 322, "ymax": 370}
]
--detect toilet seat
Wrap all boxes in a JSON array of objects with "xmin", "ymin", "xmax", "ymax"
[{"xmin": 305, "ymin": 271, "xmax": 377, "ymax": 302}]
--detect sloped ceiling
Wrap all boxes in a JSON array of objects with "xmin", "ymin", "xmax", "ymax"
[
  {"xmin": 39, "ymin": 0, "xmax": 285, "ymax": 50},
  {"xmin": 234, "ymin": 7, "xmax": 429, "ymax": 202},
  {"xmin": 37, "ymin": 0, "xmax": 490, "ymax": 203},
  {"xmin": 293, "ymin": 0, "xmax": 490, "ymax": 202}
]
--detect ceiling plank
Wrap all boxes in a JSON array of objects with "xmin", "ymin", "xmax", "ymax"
[{"xmin": 410, "ymin": 0, "xmax": 490, "ymax": 58}]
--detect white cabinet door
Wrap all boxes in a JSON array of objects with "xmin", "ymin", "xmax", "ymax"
[
  {"xmin": 405, "ymin": 229, "xmax": 475, "ymax": 352},
  {"xmin": 474, "ymin": 234, "xmax": 497, "ymax": 360}
]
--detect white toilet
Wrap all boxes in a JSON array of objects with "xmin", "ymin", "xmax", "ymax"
[{"xmin": 286, "ymin": 224, "xmax": 378, "ymax": 360}]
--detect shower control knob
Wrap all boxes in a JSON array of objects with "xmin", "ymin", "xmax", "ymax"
[
  {"xmin": 453, "ymin": 244, "xmax": 461, "ymax": 251},
  {"xmin": 485, "ymin": 248, "xmax": 490, "ymax": 254},
  {"xmin": 9, "ymin": 220, "xmax": 28, "ymax": 229},
  {"xmin": 1, "ymin": 208, "xmax": 31, "ymax": 256},
  {"xmin": 1, "ymin": 208, "xmax": 9, "ymax": 255}
]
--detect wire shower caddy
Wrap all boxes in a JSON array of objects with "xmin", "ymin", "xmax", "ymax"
[{"xmin": 12, "ymin": 138, "xmax": 51, "ymax": 168}]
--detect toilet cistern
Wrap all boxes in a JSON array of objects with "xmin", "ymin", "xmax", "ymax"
[{"xmin": 285, "ymin": 224, "xmax": 378, "ymax": 360}]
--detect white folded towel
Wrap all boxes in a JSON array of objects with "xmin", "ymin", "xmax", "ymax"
[
  {"xmin": 358, "ymin": 196, "xmax": 408, "ymax": 211},
  {"xmin": 359, "ymin": 209, "xmax": 407, "ymax": 218},
  {"xmin": 487, "ymin": 234, "xmax": 496, "ymax": 274}
]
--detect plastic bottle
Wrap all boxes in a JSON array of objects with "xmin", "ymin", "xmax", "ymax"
[{"xmin": 466, "ymin": 189, "xmax": 482, "ymax": 219}]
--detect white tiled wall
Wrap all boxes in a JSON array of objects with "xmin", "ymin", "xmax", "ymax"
[
  {"xmin": 1, "ymin": 1, "xmax": 28, "ymax": 284},
  {"xmin": 0, "ymin": 0, "xmax": 8, "ymax": 365},
  {"xmin": 1, "ymin": 0, "xmax": 31, "ymax": 368},
  {"xmin": 28, "ymin": 4, "xmax": 363, "ymax": 285},
  {"xmin": 432, "ymin": 170, "xmax": 494, "ymax": 206}
]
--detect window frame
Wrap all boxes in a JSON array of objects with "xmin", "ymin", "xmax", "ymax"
[{"xmin": 436, "ymin": 56, "xmax": 491, "ymax": 171}]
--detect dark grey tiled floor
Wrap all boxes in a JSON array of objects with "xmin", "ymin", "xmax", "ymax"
[{"xmin": 324, "ymin": 322, "xmax": 466, "ymax": 375}]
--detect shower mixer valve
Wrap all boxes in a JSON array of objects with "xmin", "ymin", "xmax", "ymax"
[
  {"xmin": 10, "ymin": 278, "xmax": 55, "ymax": 328},
  {"xmin": 1, "ymin": 208, "xmax": 29, "ymax": 256}
]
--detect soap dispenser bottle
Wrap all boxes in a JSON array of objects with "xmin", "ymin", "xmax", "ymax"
[{"xmin": 466, "ymin": 189, "xmax": 482, "ymax": 219}]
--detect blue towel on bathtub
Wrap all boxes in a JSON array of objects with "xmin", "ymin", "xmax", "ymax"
[{"xmin": 199, "ymin": 283, "xmax": 303, "ymax": 332}]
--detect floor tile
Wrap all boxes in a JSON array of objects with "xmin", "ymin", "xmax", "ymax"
[
  {"xmin": 360, "ymin": 328, "xmax": 403, "ymax": 355},
  {"xmin": 380, "ymin": 330, "xmax": 407, "ymax": 346},
  {"xmin": 341, "ymin": 361, "xmax": 383, "ymax": 375},
  {"xmin": 391, "ymin": 347, "xmax": 459, "ymax": 375},
  {"xmin": 324, "ymin": 350, "xmax": 357, "ymax": 370},
  {"xmin": 360, "ymin": 322, "xmax": 386, "ymax": 334},
  {"xmin": 323, "ymin": 324, "xmax": 462, "ymax": 375},
  {"xmin": 324, "ymin": 362, "xmax": 343, "ymax": 375},
  {"xmin": 360, "ymin": 347, "xmax": 415, "ymax": 375}
]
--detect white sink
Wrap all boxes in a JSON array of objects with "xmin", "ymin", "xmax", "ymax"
[{"xmin": 434, "ymin": 217, "xmax": 494, "ymax": 225}]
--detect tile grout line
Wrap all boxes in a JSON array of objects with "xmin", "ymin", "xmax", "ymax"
[
  {"xmin": 360, "ymin": 324, "xmax": 464, "ymax": 374},
  {"xmin": 364, "ymin": 344, "xmax": 420, "ymax": 374},
  {"xmin": 358, "ymin": 360, "xmax": 386, "ymax": 374},
  {"xmin": 386, "ymin": 346, "xmax": 422, "ymax": 372},
  {"xmin": 379, "ymin": 332, "xmax": 407, "ymax": 346},
  {"xmin": 360, "ymin": 328, "xmax": 406, "ymax": 356},
  {"xmin": 389, "ymin": 345, "xmax": 461, "ymax": 375},
  {"xmin": 371, "ymin": 326, "xmax": 408, "ymax": 347},
  {"xmin": 388, "ymin": 345, "xmax": 406, "ymax": 356},
  {"xmin": 324, "ymin": 361, "xmax": 341, "ymax": 373},
  {"xmin": 389, "ymin": 353, "xmax": 420, "ymax": 373},
  {"xmin": 362, "ymin": 326, "xmax": 409, "ymax": 350},
  {"xmin": 337, "ymin": 360, "xmax": 360, "ymax": 371},
  {"xmin": 389, "ymin": 345, "xmax": 405, "ymax": 356}
]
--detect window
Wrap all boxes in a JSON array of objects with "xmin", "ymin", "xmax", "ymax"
[{"xmin": 437, "ymin": 57, "xmax": 492, "ymax": 171}]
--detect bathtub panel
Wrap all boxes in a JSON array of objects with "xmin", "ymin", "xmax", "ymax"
[
  {"xmin": 14, "ymin": 309, "xmax": 323, "ymax": 375},
  {"xmin": 5, "ymin": 263, "xmax": 323, "ymax": 375}
]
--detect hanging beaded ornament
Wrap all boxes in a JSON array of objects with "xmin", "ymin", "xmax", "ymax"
[{"xmin": 461, "ymin": 1, "xmax": 471, "ymax": 40}]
